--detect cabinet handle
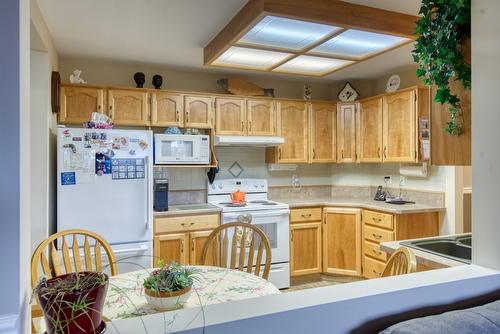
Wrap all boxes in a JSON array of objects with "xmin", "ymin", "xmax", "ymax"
[
  {"xmin": 180, "ymin": 240, "xmax": 184, "ymax": 253},
  {"xmin": 241, "ymin": 121, "xmax": 244, "ymax": 132},
  {"xmin": 372, "ymin": 233, "xmax": 383, "ymax": 239},
  {"xmin": 341, "ymin": 149, "xmax": 344, "ymax": 159},
  {"xmin": 97, "ymin": 104, "xmax": 102, "ymax": 111},
  {"xmin": 186, "ymin": 111, "xmax": 190, "ymax": 123},
  {"xmin": 180, "ymin": 222, "xmax": 195, "ymax": 227},
  {"xmin": 301, "ymin": 214, "xmax": 312, "ymax": 218},
  {"xmin": 312, "ymin": 149, "xmax": 316, "ymax": 159},
  {"xmin": 372, "ymin": 249, "xmax": 382, "ymax": 256},
  {"xmin": 109, "ymin": 105, "xmax": 114, "ymax": 118},
  {"xmin": 290, "ymin": 230, "xmax": 294, "ymax": 242},
  {"xmin": 383, "ymin": 146, "xmax": 387, "ymax": 158},
  {"xmin": 191, "ymin": 239, "xmax": 195, "ymax": 251},
  {"xmin": 372, "ymin": 217, "xmax": 382, "ymax": 222},
  {"xmin": 377, "ymin": 147, "xmax": 381, "ymax": 158},
  {"xmin": 248, "ymin": 121, "xmax": 252, "ymax": 132},
  {"xmin": 278, "ymin": 148, "xmax": 282, "ymax": 160},
  {"xmin": 176, "ymin": 109, "xmax": 180, "ymax": 122}
]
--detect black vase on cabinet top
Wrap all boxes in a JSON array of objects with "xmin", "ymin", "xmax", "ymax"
[
  {"xmin": 133, "ymin": 72, "xmax": 145, "ymax": 88},
  {"xmin": 152, "ymin": 74, "xmax": 163, "ymax": 89}
]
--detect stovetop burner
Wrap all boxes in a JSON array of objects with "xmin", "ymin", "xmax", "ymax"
[
  {"xmin": 249, "ymin": 200, "xmax": 277, "ymax": 205},
  {"xmin": 219, "ymin": 202, "xmax": 247, "ymax": 207}
]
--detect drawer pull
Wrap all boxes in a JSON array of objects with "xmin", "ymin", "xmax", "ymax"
[
  {"xmin": 181, "ymin": 222, "xmax": 195, "ymax": 227},
  {"xmin": 372, "ymin": 269, "xmax": 380, "ymax": 276},
  {"xmin": 372, "ymin": 249, "xmax": 382, "ymax": 256},
  {"xmin": 301, "ymin": 214, "xmax": 312, "ymax": 218},
  {"xmin": 372, "ymin": 217, "xmax": 382, "ymax": 222},
  {"xmin": 372, "ymin": 233, "xmax": 383, "ymax": 239}
]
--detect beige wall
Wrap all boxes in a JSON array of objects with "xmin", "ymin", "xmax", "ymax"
[{"xmin": 372, "ymin": 65, "xmax": 423, "ymax": 95}]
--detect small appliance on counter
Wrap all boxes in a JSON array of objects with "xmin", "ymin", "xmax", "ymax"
[{"xmin": 154, "ymin": 178, "xmax": 169, "ymax": 211}]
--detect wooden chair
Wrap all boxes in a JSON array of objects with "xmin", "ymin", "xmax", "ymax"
[
  {"xmin": 200, "ymin": 222, "xmax": 272, "ymax": 280},
  {"xmin": 31, "ymin": 229, "xmax": 117, "ymax": 333},
  {"xmin": 382, "ymin": 247, "xmax": 417, "ymax": 277}
]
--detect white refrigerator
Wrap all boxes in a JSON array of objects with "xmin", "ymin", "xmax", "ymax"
[{"xmin": 57, "ymin": 127, "xmax": 153, "ymax": 273}]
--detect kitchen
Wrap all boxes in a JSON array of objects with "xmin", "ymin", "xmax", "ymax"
[{"xmin": 13, "ymin": 0, "xmax": 492, "ymax": 333}]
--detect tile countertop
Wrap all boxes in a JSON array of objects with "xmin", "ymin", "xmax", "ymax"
[
  {"xmin": 278, "ymin": 197, "xmax": 445, "ymax": 214},
  {"xmin": 380, "ymin": 235, "xmax": 470, "ymax": 269},
  {"xmin": 153, "ymin": 203, "xmax": 221, "ymax": 218}
]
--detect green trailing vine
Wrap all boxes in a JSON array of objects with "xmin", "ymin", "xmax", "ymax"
[{"xmin": 413, "ymin": 0, "xmax": 471, "ymax": 135}]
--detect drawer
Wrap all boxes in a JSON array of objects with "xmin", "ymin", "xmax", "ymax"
[
  {"xmin": 290, "ymin": 207, "xmax": 322, "ymax": 222},
  {"xmin": 364, "ymin": 256, "xmax": 386, "ymax": 279},
  {"xmin": 364, "ymin": 240, "xmax": 388, "ymax": 262},
  {"xmin": 364, "ymin": 225, "xmax": 394, "ymax": 243},
  {"xmin": 363, "ymin": 210, "xmax": 393, "ymax": 230},
  {"xmin": 155, "ymin": 214, "xmax": 219, "ymax": 234}
]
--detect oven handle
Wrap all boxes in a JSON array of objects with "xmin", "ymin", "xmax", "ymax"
[{"xmin": 223, "ymin": 209, "xmax": 290, "ymax": 220}]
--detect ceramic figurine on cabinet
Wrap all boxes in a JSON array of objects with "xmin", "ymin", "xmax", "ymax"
[
  {"xmin": 69, "ymin": 69, "xmax": 86, "ymax": 84},
  {"xmin": 338, "ymin": 82, "xmax": 359, "ymax": 102},
  {"xmin": 152, "ymin": 74, "xmax": 163, "ymax": 89},
  {"xmin": 304, "ymin": 84, "xmax": 312, "ymax": 100},
  {"xmin": 134, "ymin": 72, "xmax": 146, "ymax": 88}
]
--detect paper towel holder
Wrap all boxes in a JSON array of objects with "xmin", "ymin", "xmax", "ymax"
[{"xmin": 399, "ymin": 163, "xmax": 428, "ymax": 178}]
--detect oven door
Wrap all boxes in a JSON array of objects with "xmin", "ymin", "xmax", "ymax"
[{"xmin": 222, "ymin": 209, "xmax": 290, "ymax": 264}]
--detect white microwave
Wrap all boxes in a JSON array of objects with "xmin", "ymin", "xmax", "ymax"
[{"xmin": 154, "ymin": 134, "xmax": 210, "ymax": 164}]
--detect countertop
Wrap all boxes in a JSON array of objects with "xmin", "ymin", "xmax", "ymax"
[
  {"xmin": 380, "ymin": 235, "xmax": 469, "ymax": 269},
  {"xmin": 276, "ymin": 197, "xmax": 445, "ymax": 214},
  {"xmin": 153, "ymin": 203, "xmax": 221, "ymax": 218}
]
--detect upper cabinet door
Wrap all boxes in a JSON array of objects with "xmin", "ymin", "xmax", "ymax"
[
  {"xmin": 337, "ymin": 103, "xmax": 358, "ymax": 163},
  {"xmin": 151, "ymin": 93, "xmax": 183, "ymax": 127},
  {"xmin": 310, "ymin": 102, "xmax": 336, "ymax": 163},
  {"xmin": 247, "ymin": 99, "xmax": 276, "ymax": 136},
  {"xmin": 60, "ymin": 86, "xmax": 105, "ymax": 124},
  {"xmin": 184, "ymin": 95, "xmax": 214, "ymax": 129},
  {"xmin": 277, "ymin": 101, "xmax": 308, "ymax": 163},
  {"xmin": 215, "ymin": 98, "xmax": 246, "ymax": 135},
  {"xmin": 358, "ymin": 97, "xmax": 383, "ymax": 162},
  {"xmin": 108, "ymin": 89, "xmax": 149, "ymax": 126},
  {"xmin": 383, "ymin": 90, "xmax": 416, "ymax": 162}
]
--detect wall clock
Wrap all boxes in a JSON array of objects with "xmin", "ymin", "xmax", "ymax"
[
  {"xmin": 338, "ymin": 82, "xmax": 359, "ymax": 102},
  {"xmin": 386, "ymin": 74, "xmax": 401, "ymax": 93}
]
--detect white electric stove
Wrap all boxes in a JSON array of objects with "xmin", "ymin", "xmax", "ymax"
[{"xmin": 208, "ymin": 179, "xmax": 290, "ymax": 289}]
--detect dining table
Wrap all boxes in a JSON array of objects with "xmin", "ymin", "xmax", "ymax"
[{"xmin": 103, "ymin": 265, "xmax": 281, "ymax": 320}]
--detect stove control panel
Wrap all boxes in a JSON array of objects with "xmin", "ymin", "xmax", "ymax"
[{"xmin": 207, "ymin": 178, "xmax": 268, "ymax": 195}]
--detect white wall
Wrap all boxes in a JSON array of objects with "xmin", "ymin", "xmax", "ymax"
[
  {"xmin": 472, "ymin": 0, "xmax": 500, "ymax": 269},
  {"xmin": 30, "ymin": 50, "xmax": 50, "ymax": 253}
]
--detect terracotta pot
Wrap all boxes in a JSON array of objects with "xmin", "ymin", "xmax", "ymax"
[
  {"xmin": 35, "ymin": 272, "xmax": 108, "ymax": 334},
  {"xmin": 144, "ymin": 286, "xmax": 192, "ymax": 311}
]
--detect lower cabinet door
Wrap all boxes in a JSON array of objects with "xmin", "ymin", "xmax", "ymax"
[
  {"xmin": 290, "ymin": 222, "xmax": 322, "ymax": 276},
  {"xmin": 189, "ymin": 230, "xmax": 217, "ymax": 266},
  {"xmin": 154, "ymin": 233, "xmax": 189, "ymax": 266},
  {"xmin": 323, "ymin": 208, "xmax": 362, "ymax": 276}
]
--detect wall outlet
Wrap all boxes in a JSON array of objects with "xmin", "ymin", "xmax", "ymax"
[
  {"xmin": 384, "ymin": 176, "xmax": 392, "ymax": 185},
  {"xmin": 399, "ymin": 175, "xmax": 407, "ymax": 186}
]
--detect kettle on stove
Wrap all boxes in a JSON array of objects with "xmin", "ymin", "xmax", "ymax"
[{"xmin": 230, "ymin": 189, "xmax": 246, "ymax": 203}]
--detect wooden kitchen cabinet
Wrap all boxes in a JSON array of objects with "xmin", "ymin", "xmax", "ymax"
[
  {"xmin": 362, "ymin": 209, "xmax": 439, "ymax": 279},
  {"xmin": 289, "ymin": 207, "xmax": 323, "ymax": 277},
  {"xmin": 266, "ymin": 101, "xmax": 308, "ymax": 163},
  {"xmin": 247, "ymin": 99, "xmax": 276, "ymax": 136},
  {"xmin": 153, "ymin": 213, "xmax": 220, "ymax": 267},
  {"xmin": 337, "ymin": 103, "xmax": 358, "ymax": 163},
  {"xmin": 323, "ymin": 208, "xmax": 362, "ymax": 276},
  {"xmin": 184, "ymin": 95, "xmax": 214, "ymax": 129},
  {"xmin": 382, "ymin": 90, "xmax": 416, "ymax": 162},
  {"xmin": 151, "ymin": 92, "xmax": 183, "ymax": 127},
  {"xmin": 59, "ymin": 85, "xmax": 105, "ymax": 124},
  {"xmin": 358, "ymin": 97, "xmax": 383, "ymax": 162},
  {"xmin": 154, "ymin": 233, "xmax": 189, "ymax": 266},
  {"xmin": 215, "ymin": 97, "xmax": 246, "ymax": 135},
  {"xmin": 310, "ymin": 102, "xmax": 336, "ymax": 163},
  {"xmin": 108, "ymin": 89, "xmax": 149, "ymax": 126}
]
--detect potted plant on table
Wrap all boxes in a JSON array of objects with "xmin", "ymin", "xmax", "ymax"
[
  {"xmin": 143, "ymin": 262, "xmax": 198, "ymax": 311},
  {"xmin": 34, "ymin": 271, "xmax": 109, "ymax": 334}
]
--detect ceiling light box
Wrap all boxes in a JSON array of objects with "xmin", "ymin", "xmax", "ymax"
[{"xmin": 204, "ymin": 0, "xmax": 418, "ymax": 77}]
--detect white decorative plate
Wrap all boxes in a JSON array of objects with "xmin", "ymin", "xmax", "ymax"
[{"xmin": 386, "ymin": 74, "xmax": 401, "ymax": 93}]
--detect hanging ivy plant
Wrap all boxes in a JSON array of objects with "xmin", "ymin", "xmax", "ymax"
[{"xmin": 413, "ymin": 0, "xmax": 471, "ymax": 136}]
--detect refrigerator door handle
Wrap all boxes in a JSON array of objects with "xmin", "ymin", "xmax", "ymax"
[{"xmin": 145, "ymin": 156, "xmax": 151, "ymax": 230}]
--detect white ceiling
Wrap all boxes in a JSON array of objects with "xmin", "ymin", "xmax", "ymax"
[{"xmin": 37, "ymin": 0, "xmax": 422, "ymax": 82}]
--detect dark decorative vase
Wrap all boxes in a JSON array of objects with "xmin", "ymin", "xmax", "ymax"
[
  {"xmin": 35, "ymin": 272, "xmax": 109, "ymax": 334},
  {"xmin": 152, "ymin": 74, "xmax": 163, "ymax": 89},
  {"xmin": 134, "ymin": 72, "xmax": 146, "ymax": 88}
]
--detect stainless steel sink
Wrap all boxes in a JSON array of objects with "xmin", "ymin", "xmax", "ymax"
[{"xmin": 401, "ymin": 234, "xmax": 472, "ymax": 264}]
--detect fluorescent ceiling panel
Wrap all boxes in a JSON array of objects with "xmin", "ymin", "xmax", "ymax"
[
  {"xmin": 273, "ymin": 55, "xmax": 353, "ymax": 76},
  {"xmin": 238, "ymin": 16, "xmax": 340, "ymax": 51},
  {"xmin": 212, "ymin": 46, "xmax": 291, "ymax": 70},
  {"xmin": 309, "ymin": 29, "xmax": 410, "ymax": 58}
]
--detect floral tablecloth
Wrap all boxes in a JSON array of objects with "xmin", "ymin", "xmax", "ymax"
[{"xmin": 104, "ymin": 266, "xmax": 280, "ymax": 320}]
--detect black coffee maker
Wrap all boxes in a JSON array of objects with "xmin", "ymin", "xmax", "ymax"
[{"xmin": 154, "ymin": 179, "xmax": 169, "ymax": 211}]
